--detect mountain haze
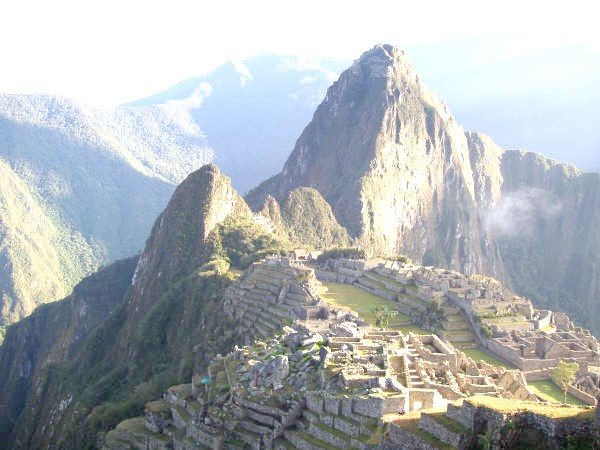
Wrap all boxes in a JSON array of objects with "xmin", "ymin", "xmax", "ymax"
[
  {"xmin": 129, "ymin": 54, "xmax": 340, "ymax": 193},
  {"xmin": 2, "ymin": 44, "xmax": 600, "ymax": 449}
]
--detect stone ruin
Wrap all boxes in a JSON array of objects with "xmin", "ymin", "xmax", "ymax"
[
  {"xmin": 104, "ymin": 314, "xmax": 538, "ymax": 449},
  {"xmin": 103, "ymin": 257, "xmax": 600, "ymax": 449},
  {"xmin": 315, "ymin": 257, "xmax": 600, "ymax": 400}
]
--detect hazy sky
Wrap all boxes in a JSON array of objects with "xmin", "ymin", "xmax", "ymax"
[{"xmin": 1, "ymin": 0, "xmax": 598, "ymax": 107}]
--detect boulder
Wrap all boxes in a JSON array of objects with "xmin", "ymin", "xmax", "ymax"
[{"xmin": 332, "ymin": 321, "xmax": 362, "ymax": 338}]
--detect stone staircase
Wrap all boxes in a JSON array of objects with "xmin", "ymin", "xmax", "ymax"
[
  {"xmin": 277, "ymin": 393, "xmax": 380, "ymax": 449},
  {"xmin": 406, "ymin": 342, "xmax": 425, "ymax": 388},
  {"xmin": 222, "ymin": 395, "xmax": 304, "ymax": 449}
]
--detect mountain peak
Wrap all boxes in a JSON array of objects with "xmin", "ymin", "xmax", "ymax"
[
  {"xmin": 248, "ymin": 45, "xmax": 481, "ymax": 261},
  {"xmin": 129, "ymin": 163, "xmax": 249, "ymax": 313},
  {"xmin": 349, "ymin": 44, "xmax": 417, "ymax": 82}
]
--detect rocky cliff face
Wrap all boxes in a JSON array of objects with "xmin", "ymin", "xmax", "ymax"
[
  {"xmin": 126, "ymin": 164, "xmax": 250, "ymax": 323},
  {"xmin": 257, "ymin": 187, "xmax": 350, "ymax": 249},
  {"xmin": 248, "ymin": 44, "xmax": 600, "ymax": 334},
  {"xmin": 493, "ymin": 151, "xmax": 600, "ymax": 331},
  {"xmin": 248, "ymin": 44, "xmax": 500, "ymax": 272}
]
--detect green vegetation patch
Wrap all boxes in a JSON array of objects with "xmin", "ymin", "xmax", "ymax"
[
  {"xmin": 528, "ymin": 380, "xmax": 586, "ymax": 406},
  {"xmin": 321, "ymin": 283, "xmax": 429, "ymax": 333},
  {"xmin": 317, "ymin": 247, "xmax": 366, "ymax": 263},
  {"xmin": 461, "ymin": 348, "xmax": 516, "ymax": 369},
  {"xmin": 467, "ymin": 395, "xmax": 593, "ymax": 419},
  {"xmin": 212, "ymin": 216, "xmax": 289, "ymax": 269}
]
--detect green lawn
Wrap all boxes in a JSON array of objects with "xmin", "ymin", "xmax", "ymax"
[
  {"xmin": 321, "ymin": 283, "xmax": 427, "ymax": 333},
  {"xmin": 528, "ymin": 380, "xmax": 586, "ymax": 406},
  {"xmin": 468, "ymin": 396, "xmax": 593, "ymax": 419},
  {"xmin": 462, "ymin": 348, "xmax": 516, "ymax": 369}
]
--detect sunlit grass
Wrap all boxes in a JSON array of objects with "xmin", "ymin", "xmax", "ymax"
[
  {"xmin": 528, "ymin": 380, "xmax": 586, "ymax": 406},
  {"xmin": 461, "ymin": 347, "xmax": 516, "ymax": 369},
  {"xmin": 467, "ymin": 395, "xmax": 592, "ymax": 419},
  {"xmin": 321, "ymin": 282, "xmax": 427, "ymax": 333}
]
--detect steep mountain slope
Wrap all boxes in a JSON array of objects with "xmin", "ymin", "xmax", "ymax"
[
  {"xmin": 248, "ymin": 44, "xmax": 600, "ymax": 334},
  {"xmin": 0, "ymin": 56, "xmax": 336, "ymax": 330},
  {"xmin": 0, "ymin": 257, "xmax": 138, "ymax": 445},
  {"xmin": 493, "ymin": 151, "xmax": 600, "ymax": 330},
  {"xmin": 0, "ymin": 94, "xmax": 184, "ymax": 329},
  {"xmin": 258, "ymin": 187, "xmax": 351, "ymax": 249},
  {"xmin": 406, "ymin": 41, "xmax": 600, "ymax": 171},
  {"xmin": 0, "ymin": 159, "xmax": 98, "ymax": 325},
  {"xmin": 0, "ymin": 164, "xmax": 288, "ymax": 449}
]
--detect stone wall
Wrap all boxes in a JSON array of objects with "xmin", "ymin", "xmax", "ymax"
[
  {"xmin": 386, "ymin": 423, "xmax": 440, "ymax": 450},
  {"xmin": 445, "ymin": 403, "xmax": 475, "ymax": 431},
  {"xmin": 485, "ymin": 339, "xmax": 571, "ymax": 372},
  {"xmin": 408, "ymin": 389, "xmax": 442, "ymax": 411},
  {"xmin": 418, "ymin": 414, "xmax": 463, "ymax": 448},
  {"xmin": 534, "ymin": 310, "xmax": 552, "ymax": 330},
  {"xmin": 568, "ymin": 385, "xmax": 598, "ymax": 406},
  {"xmin": 352, "ymin": 393, "xmax": 406, "ymax": 418},
  {"xmin": 523, "ymin": 369, "xmax": 554, "ymax": 381},
  {"xmin": 411, "ymin": 334, "xmax": 458, "ymax": 371}
]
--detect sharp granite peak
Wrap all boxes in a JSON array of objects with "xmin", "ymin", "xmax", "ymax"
[
  {"xmin": 3, "ymin": 44, "xmax": 600, "ymax": 450},
  {"xmin": 248, "ymin": 43, "xmax": 495, "ymax": 272},
  {"xmin": 129, "ymin": 164, "xmax": 250, "ymax": 317}
]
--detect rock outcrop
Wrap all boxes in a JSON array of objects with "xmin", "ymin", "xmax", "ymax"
[
  {"xmin": 247, "ymin": 44, "xmax": 495, "ymax": 274},
  {"xmin": 126, "ymin": 164, "xmax": 250, "ymax": 323},
  {"xmin": 258, "ymin": 187, "xmax": 350, "ymax": 249}
]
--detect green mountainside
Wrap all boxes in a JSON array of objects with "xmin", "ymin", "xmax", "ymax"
[
  {"xmin": 257, "ymin": 187, "xmax": 351, "ymax": 249},
  {"xmin": 0, "ymin": 95, "xmax": 189, "ymax": 330},
  {"xmin": 0, "ymin": 158, "xmax": 100, "ymax": 328},
  {"xmin": 0, "ymin": 56, "xmax": 335, "ymax": 331},
  {"xmin": 0, "ymin": 165, "xmax": 290, "ymax": 449}
]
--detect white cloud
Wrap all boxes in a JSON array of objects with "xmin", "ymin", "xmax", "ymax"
[
  {"xmin": 0, "ymin": 0, "xmax": 597, "ymax": 107},
  {"xmin": 483, "ymin": 188, "xmax": 563, "ymax": 237}
]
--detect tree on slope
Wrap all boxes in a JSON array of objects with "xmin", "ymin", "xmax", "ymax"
[{"xmin": 551, "ymin": 360, "xmax": 579, "ymax": 403}]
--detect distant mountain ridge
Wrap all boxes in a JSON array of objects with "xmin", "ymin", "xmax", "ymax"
[
  {"xmin": 128, "ymin": 54, "xmax": 342, "ymax": 193},
  {"xmin": 0, "ymin": 44, "xmax": 600, "ymax": 450}
]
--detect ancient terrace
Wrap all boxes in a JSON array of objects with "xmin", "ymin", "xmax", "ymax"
[{"xmin": 103, "ymin": 256, "xmax": 597, "ymax": 450}]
